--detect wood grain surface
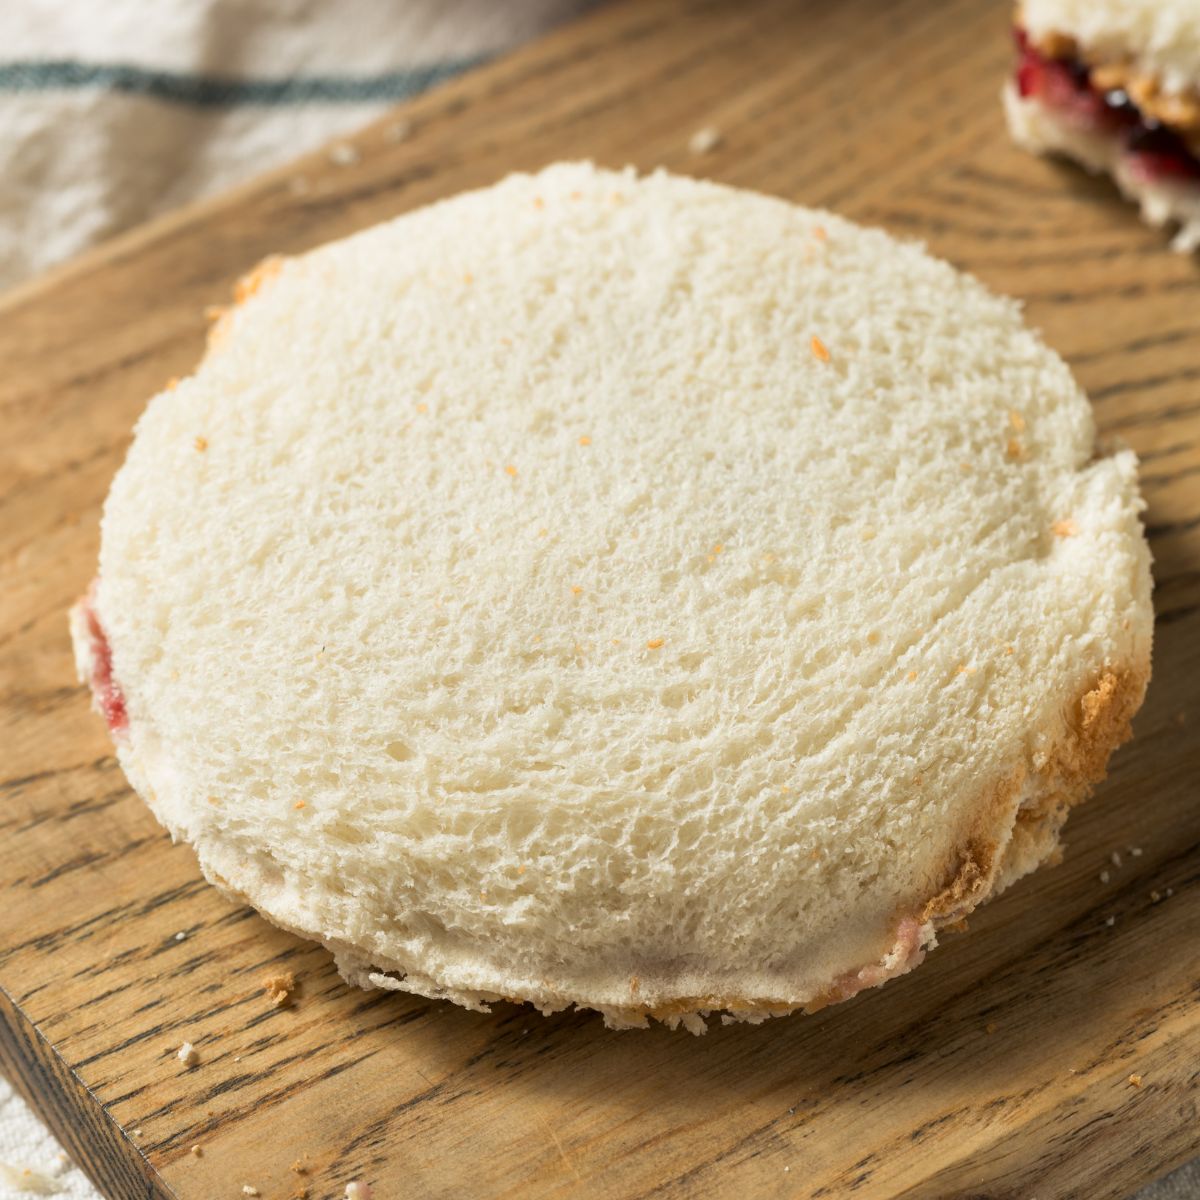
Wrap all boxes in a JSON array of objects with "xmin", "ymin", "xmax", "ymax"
[{"xmin": 2, "ymin": 0, "xmax": 1199, "ymax": 1197}]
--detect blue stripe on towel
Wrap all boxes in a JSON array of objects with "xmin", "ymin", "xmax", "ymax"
[{"xmin": 0, "ymin": 58, "xmax": 482, "ymax": 106}]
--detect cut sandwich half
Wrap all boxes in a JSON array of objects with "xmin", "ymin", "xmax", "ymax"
[
  {"xmin": 72, "ymin": 163, "xmax": 1153, "ymax": 1031},
  {"xmin": 1005, "ymin": 0, "xmax": 1200, "ymax": 250}
]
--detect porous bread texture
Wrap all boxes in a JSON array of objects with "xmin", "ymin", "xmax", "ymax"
[
  {"xmin": 1005, "ymin": 83, "xmax": 1200, "ymax": 252},
  {"xmin": 1021, "ymin": 0, "xmax": 1200, "ymax": 98},
  {"xmin": 75, "ymin": 163, "xmax": 1153, "ymax": 1031}
]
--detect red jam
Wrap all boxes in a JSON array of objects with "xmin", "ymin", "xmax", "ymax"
[
  {"xmin": 82, "ymin": 597, "xmax": 128, "ymax": 734},
  {"xmin": 1015, "ymin": 28, "xmax": 1200, "ymax": 183}
]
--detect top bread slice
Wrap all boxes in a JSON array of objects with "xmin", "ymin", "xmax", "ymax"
[
  {"xmin": 74, "ymin": 162, "xmax": 1153, "ymax": 1031},
  {"xmin": 1021, "ymin": 0, "xmax": 1200, "ymax": 96}
]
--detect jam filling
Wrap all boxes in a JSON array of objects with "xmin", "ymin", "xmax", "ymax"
[
  {"xmin": 1015, "ymin": 28, "xmax": 1200, "ymax": 183},
  {"xmin": 82, "ymin": 597, "xmax": 129, "ymax": 734}
]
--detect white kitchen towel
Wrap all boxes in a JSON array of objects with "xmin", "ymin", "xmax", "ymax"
[
  {"xmin": 0, "ymin": 2, "xmax": 1194, "ymax": 1198},
  {"xmin": 0, "ymin": 0, "xmax": 591, "ymax": 290}
]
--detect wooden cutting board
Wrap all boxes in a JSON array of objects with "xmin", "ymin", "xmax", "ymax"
[{"xmin": 2, "ymin": 1, "xmax": 1198, "ymax": 1197}]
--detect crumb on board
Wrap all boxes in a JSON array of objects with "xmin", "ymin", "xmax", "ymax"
[
  {"xmin": 1128, "ymin": 1073, "xmax": 1143, "ymax": 1088},
  {"xmin": 243, "ymin": 1187, "xmax": 260, "ymax": 1197},
  {"xmin": 688, "ymin": 126, "xmax": 721, "ymax": 155},
  {"xmin": 345, "ymin": 1183, "xmax": 373, "ymax": 1200},
  {"xmin": 174, "ymin": 931, "xmax": 187, "ymax": 941},
  {"xmin": 190, "ymin": 1145, "xmax": 202, "ymax": 1157},
  {"xmin": 985, "ymin": 1022, "xmax": 997, "ymax": 1034},
  {"xmin": 291, "ymin": 1159, "xmax": 309, "ymax": 1174},
  {"xmin": 1111, "ymin": 850, "xmax": 1123, "ymax": 868},
  {"xmin": 177, "ymin": 1042, "xmax": 199, "ymax": 1068},
  {"xmin": 264, "ymin": 971, "xmax": 296, "ymax": 1007},
  {"xmin": 1105, "ymin": 916, "xmax": 1116, "ymax": 926},
  {"xmin": 328, "ymin": 142, "xmax": 360, "ymax": 166},
  {"xmin": 1100, "ymin": 870, "xmax": 1110, "ymax": 883}
]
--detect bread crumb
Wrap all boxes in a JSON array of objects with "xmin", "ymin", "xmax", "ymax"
[
  {"xmin": 810, "ymin": 335, "xmax": 831, "ymax": 363},
  {"xmin": 630, "ymin": 976, "xmax": 640, "ymax": 994},
  {"xmin": 345, "ymin": 1183, "xmax": 372, "ymax": 1200},
  {"xmin": 194, "ymin": 436, "xmax": 208, "ymax": 452},
  {"xmin": 578, "ymin": 435, "xmax": 591, "ymax": 446},
  {"xmin": 505, "ymin": 464, "xmax": 518, "ymax": 477},
  {"xmin": 294, "ymin": 800, "xmax": 306, "ymax": 810},
  {"xmin": 177, "ymin": 1042, "xmax": 199, "ymax": 1068},
  {"xmin": 1150, "ymin": 890, "xmax": 1162, "ymax": 903},
  {"xmin": 263, "ymin": 972, "xmax": 296, "ymax": 1007},
  {"xmin": 688, "ymin": 126, "xmax": 721, "ymax": 155},
  {"xmin": 1009, "ymin": 410, "xmax": 1026, "ymax": 432},
  {"xmin": 1128, "ymin": 1074, "xmax": 1143, "ymax": 1088},
  {"xmin": 1111, "ymin": 851, "xmax": 1123, "ymax": 868},
  {"xmin": 291, "ymin": 1159, "xmax": 309, "ymax": 1174},
  {"xmin": 1130, "ymin": 847, "xmax": 1143, "ymax": 857},
  {"xmin": 190, "ymin": 1145, "xmax": 202, "ymax": 1157},
  {"xmin": 1100, "ymin": 870, "xmax": 1110, "ymax": 883},
  {"xmin": 133, "ymin": 1129, "xmax": 143, "ymax": 1137},
  {"xmin": 1105, "ymin": 916, "xmax": 1116, "ymax": 926},
  {"xmin": 329, "ymin": 142, "xmax": 359, "ymax": 166},
  {"xmin": 243, "ymin": 1186, "xmax": 260, "ymax": 1196},
  {"xmin": 174, "ymin": 931, "xmax": 187, "ymax": 941},
  {"xmin": 385, "ymin": 118, "xmax": 412, "ymax": 143},
  {"xmin": 985, "ymin": 1022, "xmax": 997, "ymax": 1034},
  {"xmin": 1051, "ymin": 518, "xmax": 1078, "ymax": 538},
  {"xmin": 646, "ymin": 639, "xmax": 664, "ymax": 650}
]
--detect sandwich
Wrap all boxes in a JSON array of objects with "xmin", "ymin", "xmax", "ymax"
[
  {"xmin": 72, "ymin": 163, "xmax": 1153, "ymax": 1030},
  {"xmin": 1006, "ymin": 0, "xmax": 1200, "ymax": 250}
]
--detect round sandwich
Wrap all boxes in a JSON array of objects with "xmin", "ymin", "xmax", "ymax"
[
  {"xmin": 72, "ymin": 163, "xmax": 1153, "ymax": 1031},
  {"xmin": 1006, "ymin": 0, "xmax": 1200, "ymax": 251}
]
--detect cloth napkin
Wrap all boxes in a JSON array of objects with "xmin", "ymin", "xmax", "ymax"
[{"xmin": 0, "ymin": 2, "xmax": 1193, "ymax": 1198}]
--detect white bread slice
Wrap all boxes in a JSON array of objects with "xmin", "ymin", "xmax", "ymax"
[
  {"xmin": 72, "ymin": 163, "xmax": 1153, "ymax": 1031},
  {"xmin": 1021, "ymin": 0, "xmax": 1200, "ymax": 98},
  {"xmin": 1004, "ymin": 84, "xmax": 1200, "ymax": 253}
]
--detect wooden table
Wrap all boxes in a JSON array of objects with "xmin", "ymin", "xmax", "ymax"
[{"xmin": 2, "ymin": 0, "xmax": 1198, "ymax": 1197}]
